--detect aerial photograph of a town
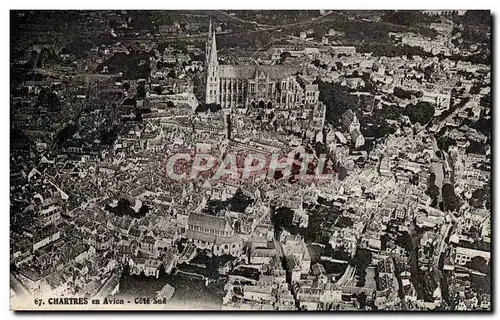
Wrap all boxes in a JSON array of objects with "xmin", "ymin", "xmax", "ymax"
[{"xmin": 9, "ymin": 9, "xmax": 491, "ymax": 311}]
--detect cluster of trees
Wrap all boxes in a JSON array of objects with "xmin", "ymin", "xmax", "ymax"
[
  {"xmin": 465, "ymin": 256, "xmax": 490, "ymax": 274},
  {"xmin": 315, "ymin": 80, "xmax": 358, "ymax": 126},
  {"xmin": 228, "ymin": 188, "xmax": 254, "ymax": 213},
  {"xmin": 381, "ymin": 10, "xmax": 440, "ymax": 26},
  {"xmin": 311, "ymin": 59, "xmax": 328, "ymax": 69},
  {"xmin": 404, "ymin": 101, "xmax": 435, "ymax": 125},
  {"xmin": 466, "ymin": 140, "xmax": 487, "ymax": 155},
  {"xmin": 395, "ymin": 230, "xmax": 413, "ymax": 252},
  {"xmin": 204, "ymin": 199, "xmax": 230, "ymax": 216},
  {"xmin": 332, "ymin": 161, "xmax": 348, "ymax": 181},
  {"xmin": 99, "ymin": 127, "xmax": 119, "ymax": 146},
  {"xmin": 358, "ymin": 43, "xmax": 431, "ymax": 59},
  {"xmin": 195, "ymin": 103, "xmax": 222, "ymax": 113},
  {"xmin": 470, "ymin": 185, "xmax": 490, "ymax": 209},
  {"xmin": 350, "ymin": 248, "xmax": 373, "ymax": 287},
  {"xmin": 425, "ymin": 172, "xmax": 440, "ymax": 207},
  {"xmin": 101, "ymin": 51, "xmax": 151, "ymax": 80},
  {"xmin": 136, "ymin": 83, "xmax": 146, "ymax": 99},
  {"xmin": 299, "ymin": 206, "xmax": 331, "ymax": 244},
  {"xmin": 216, "ymin": 31, "xmax": 271, "ymax": 50},
  {"xmin": 64, "ymin": 38, "xmax": 96, "ymax": 59},
  {"xmin": 271, "ymin": 206, "xmax": 299, "ymax": 237},
  {"xmin": 466, "ymin": 255, "xmax": 491, "ymax": 294},
  {"xmin": 356, "ymin": 292, "xmax": 368, "ymax": 310},
  {"xmin": 359, "ymin": 110, "xmax": 396, "ymax": 146},
  {"xmin": 323, "ymin": 244, "xmax": 350, "ymax": 261},
  {"xmin": 167, "ymin": 69, "xmax": 177, "ymax": 79},
  {"xmin": 456, "ymin": 11, "xmax": 491, "ymax": 47},
  {"xmin": 280, "ymin": 52, "xmax": 291, "ymax": 63},
  {"xmin": 480, "ymin": 93, "xmax": 491, "ymax": 108},
  {"xmin": 152, "ymin": 85, "xmax": 164, "ymax": 95},
  {"xmin": 105, "ymin": 198, "xmax": 149, "ymax": 218},
  {"xmin": 37, "ymin": 87, "xmax": 60, "ymax": 109},
  {"xmin": 339, "ymin": 16, "xmax": 409, "ymax": 43},
  {"xmin": 335, "ymin": 215, "xmax": 354, "ymax": 228},
  {"xmin": 394, "ymin": 87, "xmax": 423, "ymax": 100},
  {"xmin": 436, "ymin": 131, "xmax": 456, "ymax": 153},
  {"xmin": 188, "ymin": 251, "xmax": 235, "ymax": 278},
  {"xmin": 55, "ymin": 124, "xmax": 78, "ymax": 146},
  {"xmin": 461, "ymin": 117, "xmax": 491, "ymax": 137},
  {"xmin": 441, "ymin": 183, "xmax": 460, "ymax": 212}
]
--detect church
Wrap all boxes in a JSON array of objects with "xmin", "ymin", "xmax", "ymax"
[{"xmin": 204, "ymin": 22, "xmax": 322, "ymax": 112}]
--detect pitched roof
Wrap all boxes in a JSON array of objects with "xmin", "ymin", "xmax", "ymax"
[
  {"xmin": 188, "ymin": 213, "xmax": 229, "ymax": 232},
  {"xmin": 218, "ymin": 65, "xmax": 302, "ymax": 80},
  {"xmin": 186, "ymin": 229, "xmax": 216, "ymax": 243}
]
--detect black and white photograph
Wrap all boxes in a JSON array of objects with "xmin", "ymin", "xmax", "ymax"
[{"xmin": 9, "ymin": 8, "xmax": 492, "ymax": 311}]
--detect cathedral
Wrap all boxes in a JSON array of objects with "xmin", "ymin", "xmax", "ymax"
[{"xmin": 204, "ymin": 22, "xmax": 321, "ymax": 112}]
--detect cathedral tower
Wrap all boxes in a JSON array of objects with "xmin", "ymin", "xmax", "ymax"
[
  {"xmin": 205, "ymin": 29, "xmax": 220, "ymax": 105},
  {"xmin": 205, "ymin": 19, "xmax": 212, "ymax": 66}
]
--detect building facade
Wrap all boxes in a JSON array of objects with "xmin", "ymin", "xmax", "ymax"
[{"xmin": 205, "ymin": 25, "xmax": 322, "ymax": 114}]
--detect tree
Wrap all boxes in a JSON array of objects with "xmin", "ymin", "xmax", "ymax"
[
  {"xmin": 138, "ymin": 204, "xmax": 149, "ymax": 216},
  {"xmin": 117, "ymin": 198, "xmax": 132, "ymax": 216},
  {"xmin": 208, "ymin": 103, "xmax": 222, "ymax": 112},
  {"xmin": 153, "ymin": 85, "xmax": 164, "ymax": 95},
  {"xmin": 121, "ymin": 263, "xmax": 130, "ymax": 279},
  {"xmin": 442, "ymin": 183, "xmax": 459, "ymax": 212},
  {"xmin": 136, "ymin": 85, "xmax": 146, "ymax": 99},
  {"xmin": 316, "ymin": 80, "xmax": 358, "ymax": 126},
  {"xmin": 357, "ymin": 292, "xmax": 367, "ymax": 309},
  {"xmin": 426, "ymin": 172, "xmax": 439, "ymax": 206},
  {"xmin": 350, "ymin": 248, "xmax": 372, "ymax": 287},
  {"xmin": 404, "ymin": 101, "xmax": 435, "ymax": 125},
  {"xmin": 464, "ymin": 10, "xmax": 491, "ymax": 27},
  {"xmin": 466, "ymin": 256, "xmax": 489, "ymax": 274},
  {"xmin": 381, "ymin": 10, "xmax": 437, "ymax": 26},
  {"xmin": 37, "ymin": 87, "xmax": 48, "ymax": 106},
  {"xmin": 470, "ymin": 186, "xmax": 489, "ymax": 208},
  {"xmin": 428, "ymin": 185, "xmax": 439, "ymax": 207},
  {"xmin": 46, "ymin": 91, "xmax": 60, "ymax": 109},
  {"xmin": 394, "ymin": 87, "xmax": 413, "ymax": 100},
  {"xmin": 272, "ymin": 207, "xmax": 298, "ymax": 236},
  {"xmin": 166, "ymin": 101, "xmax": 175, "ymax": 108},
  {"xmin": 351, "ymin": 248, "xmax": 372, "ymax": 267},
  {"xmin": 395, "ymin": 230, "xmax": 413, "ymax": 252},
  {"xmin": 123, "ymin": 82, "xmax": 130, "ymax": 91},
  {"xmin": 427, "ymin": 172, "xmax": 436, "ymax": 186},
  {"xmin": 466, "ymin": 140, "xmax": 486, "ymax": 154},
  {"xmin": 229, "ymin": 187, "xmax": 253, "ymax": 213},
  {"xmin": 280, "ymin": 51, "xmax": 291, "ymax": 63},
  {"xmin": 311, "ymin": 59, "xmax": 321, "ymax": 68},
  {"xmin": 195, "ymin": 104, "xmax": 208, "ymax": 113},
  {"xmin": 469, "ymin": 85, "xmax": 481, "ymax": 95},
  {"xmin": 158, "ymin": 263, "xmax": 167, "ymax": 279},
  {"xmin": 437, "ymin": 136, "xmax": 456, "ymax": 153}
]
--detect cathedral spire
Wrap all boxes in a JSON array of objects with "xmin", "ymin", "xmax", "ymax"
[
  {"xmin": 208, "ymin": 18, "xmax": 212, "ymax": 39},
  {"xmin": 209, "ymin": 30, "xmax": 218, "ymax": 65},
  {"xmin": 205, "ymin": 18, "xmax": 213, "ymax": 66},
  {"xmin": 205, "ymin": 29, "xmax": 219, "ymax": 105}
]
